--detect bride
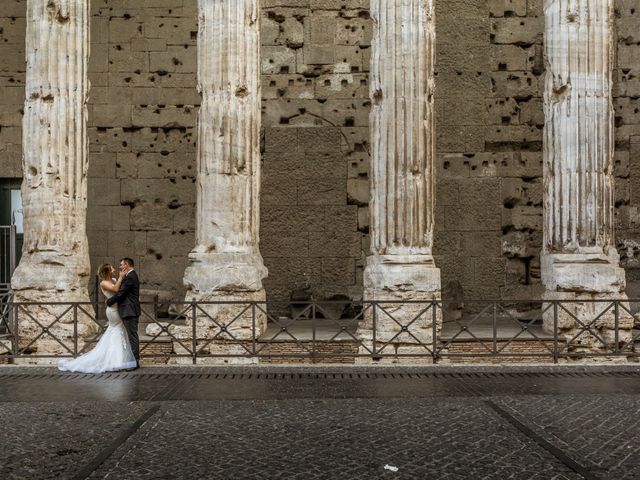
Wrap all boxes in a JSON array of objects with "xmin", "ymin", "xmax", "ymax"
[{"xmin": 58, "ymin": 264, "xmax": 138, "ymax": 373}]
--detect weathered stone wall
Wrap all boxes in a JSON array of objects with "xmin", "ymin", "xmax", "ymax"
[
  {"xmin": 1, "ymin": 0, "xmax": 639, "ymax": 307},
  {"xmin": 260, "ymin": 0, "xmax": 370, "ymax": 306}
]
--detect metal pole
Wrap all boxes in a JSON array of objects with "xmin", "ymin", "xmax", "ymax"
[
  {"xmin": 191, "ymin": 301, "xmax": 197, "ymax": 364},
  {"xmin": 553, "ymin": 301, "xmax": 558, "ymax": 364},
  {"xmin": 9, "ymin": 224, "xmax": 16, "ymax": 276},
  {"xmin": 12, "ymin": 302, "xmax": 18, "ymax": 361},
  {"xmin": 311, "ymin": 302, "xmax": 317, "ymax": 361},
  {"xmin": 73, "ymin": 304, "xmax": 78, "ymax": 357},
  {"xmin": 372, "ymin": 302, "xmax": 377, "ymax": 358},
  {"xmin": 614, "ymin": 300, "xmax": 619, "ymax": 354},
  {"xmin": 492, "ymin": 302, "xmax": 498, "ymax": 355},
  {"xmin": 251, "ymin": 302, "xmax": 257, "ymax": 357},
  {"xmin": 432, "ymin": 300, "xmax": 437, "ymax": 364}
]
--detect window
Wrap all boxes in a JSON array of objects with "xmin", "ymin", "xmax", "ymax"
[{"xmin": 1, "ymin": 179, "xmax": 23, "ymax": 285}]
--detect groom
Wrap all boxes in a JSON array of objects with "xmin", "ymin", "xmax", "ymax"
[{"xmin": 107, "ymin": 257, "xmax": 141, "ymax": 369}]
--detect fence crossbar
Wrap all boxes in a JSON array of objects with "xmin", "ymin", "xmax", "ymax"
[
  {"xmin": 556, "ymin": 302, "xmax": 614, "ymax": 353},
  {"xmin": 493, "ymin": 303, "xmax": 555, "ymax": 355},
  {"xmin": 437, "ymin": 302, "xmax": 495, "ymax": 354},
  {"xmin": 16, "ymin": 304, "xmax": 75, "ymax": 355},
  {"xmin": 374, "ymin": 302, "xmax": 435, "ymax": 355},
  {"xmin": 253, "ymin": 303, "xmax": 314, "ymax": 356}
]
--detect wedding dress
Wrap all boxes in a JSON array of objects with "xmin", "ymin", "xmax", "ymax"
[{"xmin": 58, "ymin": 287, "xmax": 138, "ymax": 373}]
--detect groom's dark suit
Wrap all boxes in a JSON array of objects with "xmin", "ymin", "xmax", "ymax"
[{"xmin": 106, "ymin": 269, "xmax": 141, "ymax": 365}]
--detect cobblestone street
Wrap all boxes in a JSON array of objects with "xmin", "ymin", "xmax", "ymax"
[{"xmin": 1, "ymin": 365, "xmax": 640, "ymax": 479}]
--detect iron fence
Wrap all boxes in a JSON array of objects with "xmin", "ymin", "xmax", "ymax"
[{"xmin": 0, "ymin": 298, "xmax": 639, "ymax": 363}]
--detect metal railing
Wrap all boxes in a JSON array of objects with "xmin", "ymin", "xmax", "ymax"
[{"xmin": 0, "ymin": 299, "xmax": 639, "ymax": 363}]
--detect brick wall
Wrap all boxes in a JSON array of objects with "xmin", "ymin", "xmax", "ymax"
[{"xmin": 1, "ymin": 0, "xmax": 639, "ymax": 308}]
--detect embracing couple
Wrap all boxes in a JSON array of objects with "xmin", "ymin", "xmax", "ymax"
[{"xmin": 59, "ymin": 258, "xmax": 141, "ymax": 373}]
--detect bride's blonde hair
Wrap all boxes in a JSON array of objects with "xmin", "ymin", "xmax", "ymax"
[{"xmin": 97, "ymin": 264, "xmax": 113, "ymax": 282}]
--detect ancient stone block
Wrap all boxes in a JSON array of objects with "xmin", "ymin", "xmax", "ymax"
[
  {"xmin": 303, "ymin": 44, "xmax": 336, "ymax": 65},
  {"xmin": 260, "ymin": 232, "xmax": 310, "ymax": 257},
  {"xmin": 491, "ymin": 71, "xmax": 541, "ymax": 98},
  {"xmin": 346, "ymin": 178, "xmax": 368, "ymax": 205},
  {"xmin": 131, "ymin": 105, "xmax": 196, "ymax": 128},
  {"xmin": 486, "ymin": 98, "xmax": 520, "ymax": 126},
  {"xmin": 488, "ymin": 0, "xmax": 527, "ymax": 17},
  {"xmin": 489, "ymin": 45, "xmax": 533, "ymax": 71},
  {"xmin": 262, "ymin": 45, "xmax": 297, "ymax": 74},
  {"xmin": 443, "ymin": 97, "xmax": 489, "ymax": 126},
  {"xmin": 309, "ymin": 231, "xmax": 361, "ymax": 257},
  {"xmin": 491, "ymin": 17, "xmax": 543, "ymax": 46},
  {"xmin": 109, "ymin": 45, "xmax": 149, "ymax": 73},
  {"xmin": 437, "ymin": 126, "xmax": 485, "ymax": 153},
  {"xmin": 463, "ymin": 231, "xmax": 502, "ymax": 257},
  {"xmin": 322, "ymin": 258, "xmax": 356, "ymax": 285},
  {"xmin": 261, "ymin": 205, "xmax": 325, "ymax": 234}
]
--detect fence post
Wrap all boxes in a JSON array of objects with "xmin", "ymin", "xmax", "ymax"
[
  {"xmin": 311, "ymin": 302, "xmax": 317, "ymax": 362},
  {"xmin": 372, "ymin": 301, "xmax": 377, "ymax": 358},
  {"xmin": 191, "ymin": 301, "xmax": 197, "ymax": 365},
  {"xmin": 492, "ymin": 302, "xmax": 498, "ymax": 355},
  {"xmin": 553, "ymin": 301, "xmax": 559, "ymax": 364},
  {"xmin": 9, "ymin": 224, "xmax": 16, "ymax": 276},
  {"xmin": 432, "ymin": 300, "xmax": 438, "ymax": 364},
  {"xmin": 11, "ymin": 301, "xmax": 18, "ymax": 362},
  {"xmin": 73, "ymin": 304, "xmax": 78, "ymax": 357},
  {"xmin": 251, "ymin": 302, "xmax": 257, "ymax": 357},
  {"xmin": 614, "ymin": 300, "xmax": 619, "ymax": 354}
]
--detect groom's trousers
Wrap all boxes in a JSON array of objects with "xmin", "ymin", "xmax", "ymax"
[{"xmin": 122, "ymin": 316, "xmax": 140, "ymax": 364}]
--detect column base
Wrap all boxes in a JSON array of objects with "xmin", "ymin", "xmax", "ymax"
[
  {"xmin": 11, "ymin": 250, "xmax": 92, "ymax": 303},
  {"xmin": 357, "ymin": 255, "xmax": 442, "ymax": 353},
  {"xmin": 174, "ymin": 252, "xmax": 268, "ymax": 349},
  {"xmin": 183, "ymin": 251, "xmax": 268, "ymax": 294},
  {"xmin": 10, "ymin": 252, "xmax": 97, "ymax": 358},
  {"xmin": 542, "ymin": 252, "xmax": 633, "ymax": 349}
]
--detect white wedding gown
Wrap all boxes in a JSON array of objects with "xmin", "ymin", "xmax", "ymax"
[{"xmin": 58, "ymin": 288, "xmax": 138, "ymax": 373}]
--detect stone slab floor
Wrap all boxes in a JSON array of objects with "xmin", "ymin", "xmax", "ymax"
[{"xmin": 1, "ymin": 366, "xmax": 640, "ymax": 480}]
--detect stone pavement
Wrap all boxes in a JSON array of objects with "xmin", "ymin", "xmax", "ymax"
[{"xmin": 1, "ymin": 365, "xmax": 640, "ymax": 480}]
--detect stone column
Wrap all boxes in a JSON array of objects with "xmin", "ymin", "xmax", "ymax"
[
  {"xmin": 178, "ymin": 0, "xmax": 267, "ymax": 355},
  {"xmin": 542, "ymin": 0, "xmax": 632, "ymax": 345},
  {"xmin": 10, "ymin": 0, "xmax": 96, "ymax": 357},
  {"xmin": 358, "ymin": 0, "xmax": 441, "ymax": 354}
]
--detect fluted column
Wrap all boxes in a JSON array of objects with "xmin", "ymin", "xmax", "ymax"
[
  {"xmin": 179, "ymin": 0, "xmax": 267, "ymax": 350},
  {"xmin": 358, "ymin": 0, "xmax": 441, "ymax": 351},
  {"xmin": 11, "ymin": 0, "xmax": 96, "ymax": 356},
  {"xmin": 542, "ymin": 0, "xmax": 631, "ymax": 342}
]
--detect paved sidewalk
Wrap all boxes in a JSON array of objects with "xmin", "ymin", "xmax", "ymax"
[{"xmin": 1, "ymin": 365, "xmax": 639, "ymax": 479}]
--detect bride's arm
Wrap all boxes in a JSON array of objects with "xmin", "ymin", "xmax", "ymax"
[
  {"xmin": 101, "ymin": 272, "xmax": 124, "ymax": 295},
  {"xmin": 100, "ymin": 280, "xmax": 118, "ymax": 294},
  {"xmin": 113, "ymin": 271, "xmax": 125, "ymax": 291}
]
